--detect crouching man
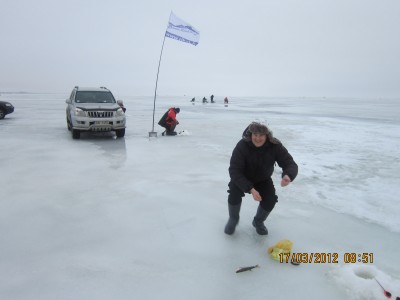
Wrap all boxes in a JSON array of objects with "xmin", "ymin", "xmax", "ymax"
[
  {"xmin": 224, "ymin": 121, "xmax": 298, "ymax": 235},
  {"xmin": 158, "ymin": 107, "xmax": 180, "ymax": 136}
]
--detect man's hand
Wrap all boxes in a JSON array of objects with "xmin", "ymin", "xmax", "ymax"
[
  {"xmin": 281, "ymin": 175, "xmax": 291, "ymax": 187},
  {"xmin": 250, "ymin": 188, "xmax": 262, "ymax": 202}
]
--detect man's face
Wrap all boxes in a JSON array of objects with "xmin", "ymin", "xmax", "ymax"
[{"xmin": 251, "ymin": 133, "xmax": 267, "ymax": 147}]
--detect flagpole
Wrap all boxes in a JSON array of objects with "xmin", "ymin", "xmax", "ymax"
[
  {"xmin": 149, "ymin": 11, "xmax": 199, "ymax": 138},
  {"xmin": 149, "ymin": 15, "xmax": 171, "ymax": 138}
]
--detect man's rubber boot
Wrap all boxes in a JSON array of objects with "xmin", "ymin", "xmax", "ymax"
[
  {"xmin": 252, "ymin": 205, "xmax": 270, "ymax": 235},
  {"xmin": 224, "ymin": 204, "xmax": 241, "ymax": 235}
]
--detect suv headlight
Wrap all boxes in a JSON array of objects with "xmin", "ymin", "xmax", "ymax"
[
  {"xmin": 116, "ymin": 108, "xmax": 125, "ymax": 116},
  {"xmin": 74, "ymin": 108, "xmax": 86, "ymax": 117}
]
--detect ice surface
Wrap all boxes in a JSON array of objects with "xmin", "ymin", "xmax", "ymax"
[{"xmin": 0, "ymin": 94, "xmax": 399, "ymax": 299}]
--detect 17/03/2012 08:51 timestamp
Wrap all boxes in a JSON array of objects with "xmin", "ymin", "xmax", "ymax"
[{"xmin": 279, "ymin": 252, "xmax": 374, "ymax": 264}]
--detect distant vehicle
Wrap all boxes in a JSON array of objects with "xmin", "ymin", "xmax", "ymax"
[
  {"xmin": 65, "ymin": 86, "xmax": 126, "ymax": 139},
  {"xmin": 0, "ymin": 101, "xmax": 14, "ymax": 119}
]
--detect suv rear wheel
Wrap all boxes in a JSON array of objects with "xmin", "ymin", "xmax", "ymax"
[{"xmin": 66, "ymin": 117, "xmax": 71, "ymax": 131}]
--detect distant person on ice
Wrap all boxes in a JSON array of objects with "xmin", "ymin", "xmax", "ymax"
[
  {"xmin": 224, "ymin": 121, "xmax": 298, "ymax": 235},
  {"xmin": 202, "ymin": 97, "xmax": 208, "ymax": 103},
  {"xmin": 224, "ymin": 97, "xmax": 229, "ymax": 104},
  {"xmin": 158, "ymin": 107, "xmax": 180, "ymax": 136},
  {"xmin": 191, "ymin": 97, "xmax": 195, "ymax": 102},
  {"xmin": 210, "ymin": 95, "xmax": 215, "ymax": 103}
]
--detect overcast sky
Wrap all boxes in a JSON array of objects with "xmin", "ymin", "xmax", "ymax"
[{"xmin": 1, "ymin": 0, "xmax": 400, "ymax": 98}]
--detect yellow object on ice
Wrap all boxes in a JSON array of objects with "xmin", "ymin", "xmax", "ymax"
[{"xmin": 267, "ymin": 239, "xmax": 293, "ymax": 261}]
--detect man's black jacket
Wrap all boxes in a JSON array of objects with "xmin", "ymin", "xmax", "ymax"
[{"xmin": 229, "ymin": 139, "xmax": 298, "ymax": 193}]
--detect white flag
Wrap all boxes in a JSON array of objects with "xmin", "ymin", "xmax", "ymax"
[{"xmin": 165, "ymin": 12, "xmax": 200, "ymax": 46}]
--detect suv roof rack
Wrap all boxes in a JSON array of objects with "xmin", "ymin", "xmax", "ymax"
[{"xmin": 100, "ymin": 86, "xmax": 107, "ymax": 90}]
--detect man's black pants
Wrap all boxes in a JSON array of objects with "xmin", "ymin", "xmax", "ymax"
[{"xmin": 227, "ymin": 178, "xmax": 278, "ymax": 212}]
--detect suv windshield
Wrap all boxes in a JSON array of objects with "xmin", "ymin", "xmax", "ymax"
[{"xmin": 75, "ymin": 91, "xmax": 116, "ymax": 103}]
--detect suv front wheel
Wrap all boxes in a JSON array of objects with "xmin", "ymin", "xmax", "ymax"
[
  {"xmin": 116, "ymin": 128, "xmax": 125, "ymax": 138},
  {"xmin": 72, "ymin": 129, "xmax": 81, "ymax": 139}
]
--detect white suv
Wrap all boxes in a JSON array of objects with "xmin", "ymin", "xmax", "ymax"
[{"xmin": 65, "ymin": 86, "xmax": 126, "ymax": 139}]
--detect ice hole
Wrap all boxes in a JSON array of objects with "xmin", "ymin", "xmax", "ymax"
[{"xmin": 353, "ymin": 266, "xmax": 376, "ymax": 279}]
